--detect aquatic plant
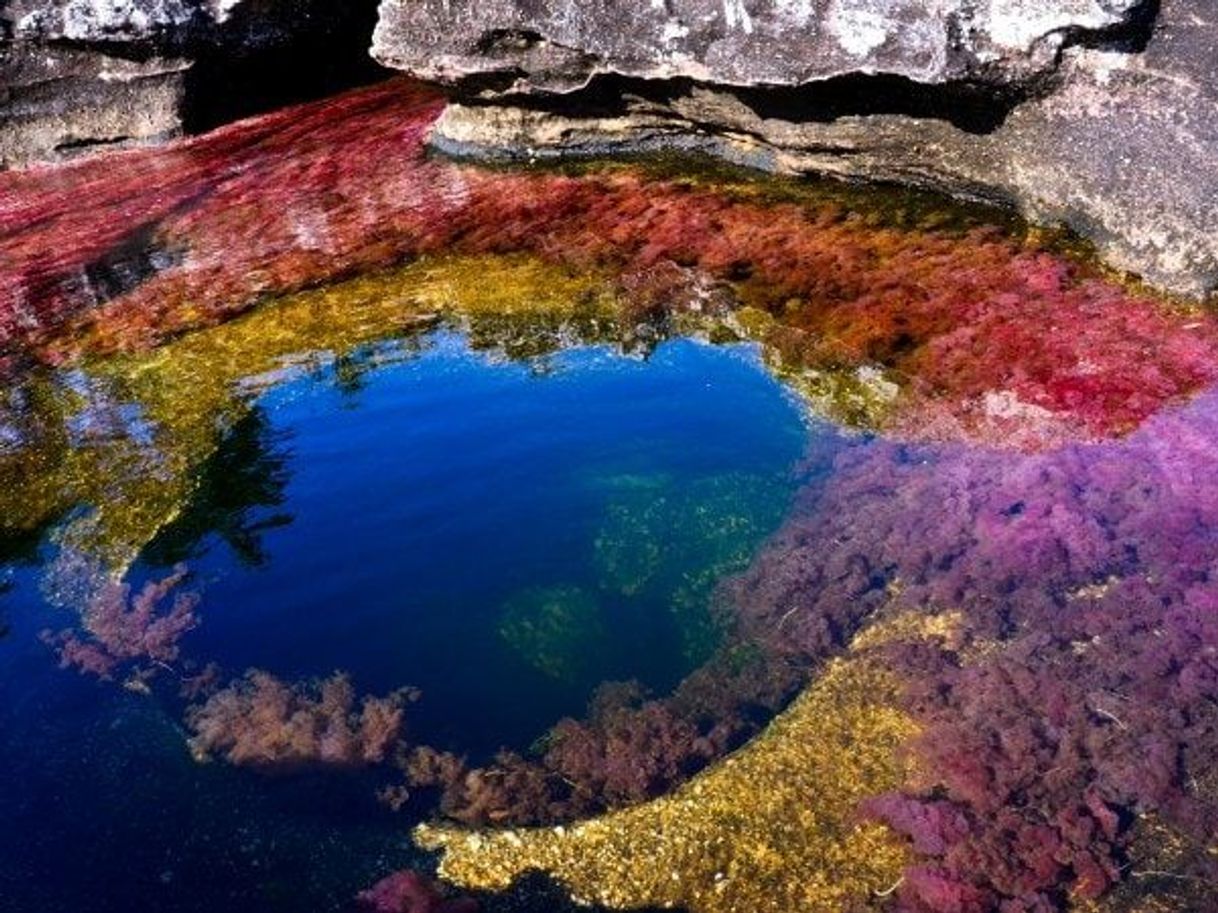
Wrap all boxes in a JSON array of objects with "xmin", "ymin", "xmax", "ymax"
[
  {"xmin": 0, "ymin": 252, "xmax": 634, "ymax": 572},
  {"xmin": 401, "ymin": 745, "xmax": 571, "ymax": 826},
  {"xmin": 415, "ymin": 638, "xmax": 918, "ymax": 913},
  {"xmin": 592, "ymin": 471, "xmax": 793, "ymax": 663},
  {"xmin": 356, "ymin": 870, "xmax": 478, "ymax": 913},
  {"xmin": 498, "ymin": 585, "xmax": 605, "ymax": 682},
  {"xmin": 728, "ymin": 390, "xmax": 1218, "ymax": 910},
  {"xmin": 40, "ymin": 563, "xmax": 198, "ymax": 680},
  {"xmin": 185, "ymin": 670, "xmax": 418, "ymax": 769},
  {"xmin": 4, "ymin": 82, "xmax": 1215, "ymax": 449},
  {"xmin": 540, "ymin": 693, "xmax": 707, "ymax": 808},
  {"xmin": 398, "ymin": 643, "xmax": 809, "ymax": 826}
]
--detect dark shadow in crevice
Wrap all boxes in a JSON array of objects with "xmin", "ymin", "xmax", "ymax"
[
  {"xmin": 731, "ymin": 73, "xmax": 1028, "ymax": 134},
  {"xmin": 181, "ymin": 1, "xmax": 389, "ymax": 134},
  {"xmin": 460, "ymin": 70, "xmax": 1030, "ymax": 135},
  {"xmin": 1062, "ymin": 0, "xmax": 1161, "ymax": 53}
]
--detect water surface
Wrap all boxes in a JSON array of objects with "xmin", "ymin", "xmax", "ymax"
[{"xmin": 0, "ymin": 330, "xmax": 814, "ymax": 912}]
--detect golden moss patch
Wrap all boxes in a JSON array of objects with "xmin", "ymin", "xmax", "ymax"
[
  {"xmin": 415, "ymin": 645, "xmax": 917, "ymax": 912},
  {"xmin": 0, "ymin": 253, "xmax": 618, "ymax": 569}
]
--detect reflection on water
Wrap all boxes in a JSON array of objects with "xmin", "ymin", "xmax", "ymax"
[{"xmin": 0, "ymin": 320, "xmax": 813, "ymax": 912}]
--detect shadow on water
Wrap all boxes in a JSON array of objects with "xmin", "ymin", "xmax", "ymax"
[
  {"xmin": 143, "ymin": 408, "xmax": 294, "ymax": 569},
  {"xmin": 471, "ymin": 871, "xmax": 688, "ymax": 913}
]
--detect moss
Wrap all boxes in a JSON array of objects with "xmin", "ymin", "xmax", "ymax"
[
  {"xmin": 0, "ymin": 253, "xmax": 622, "ymax": 570},
  {"xmin": 416, "ymin": 636, "xmax": 921, "ymax": 912}
]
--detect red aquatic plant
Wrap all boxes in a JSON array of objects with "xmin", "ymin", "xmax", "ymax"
[
  {"xmin": 3, "ymin": 81, "xmax": 1216, "ymax": 447},
  {"xmin": 541, "ymin": 697, "xmax": 707, "ymax": 807},
  {"xmin": 356, "ymin": 870, "xmax": 477, "ymax": 913},
  {"xmin": 185, "ymin": 669, "xmax": 418, "ymax": 769},
  {"xmin": 41, "ymin": 564, "xmax": 199, "ymax": 680}
]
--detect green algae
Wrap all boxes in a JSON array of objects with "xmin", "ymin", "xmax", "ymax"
[
  {"xmin": 499, "ymin": 585, "xmax": 607, "ymax": 682},
  {"xmin": 591, "ymin": 471, "xmax": 793, "ymax": 664}
]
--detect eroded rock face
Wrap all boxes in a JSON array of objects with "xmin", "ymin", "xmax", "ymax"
[
  {"xmin": 0, "ymin": 42, "xmax": 188, "ymax": 166},
  {"xmin": 0, "ymin": 0, "xmax": 385, "ymax": 168},
  {"xmin": 372, "ymin": 0, "xmax": 1143, "ymax": 93},
  {"xmin": 387, "ymin": 0, "xmax": 1216, "ymax": 300}
]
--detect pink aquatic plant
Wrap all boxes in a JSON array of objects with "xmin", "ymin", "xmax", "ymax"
[
  {"xmin": 730, "ymin": 389, "xmax": 1218, "ymax": 909},
  {"xmin": 355, "ymin": 870, "xmax": 477, "ymax": 913},
  {"xmin": 41, "ymin": 564, "xmax": 198, "ymax": 680},
  {"xmin": 185, "ymin": 669, "xmax": 418, "ymax": 769}
]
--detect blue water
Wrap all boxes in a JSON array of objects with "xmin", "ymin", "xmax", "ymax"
[{"xmin": 0, "ymin": 331, "xmax": 816, "ymax": 912}]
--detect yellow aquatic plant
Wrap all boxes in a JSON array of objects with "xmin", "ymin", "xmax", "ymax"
[
  {"xmin": 0, "ymin": 254, "xmax": 619, "ymax": 570},
  {"xmin": 415, "ymin": 620, "xmax": 939, "ymax": 913}
]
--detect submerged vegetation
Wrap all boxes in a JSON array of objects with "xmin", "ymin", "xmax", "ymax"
[
  {"xmin": 5, "ymin": 81, "xmax": 1217, "ymax": 452},
  {"xmin": 3, "ymin": 80, "xmax": 1218, "ymax": 913},
  {"xmin": 417, "ymin": 620, "xmax": 930, "ymax": 913},
  {"xmin": 185, "ymin": 670, "xmax": 417, "ymax": 769}
]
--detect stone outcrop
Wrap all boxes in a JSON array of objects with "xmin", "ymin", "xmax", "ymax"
[
  {"xmin": 1, "ymin": 41, "xmax": 188, "ymax": 166},
  {"xmin": 374, "ymin": 0, "xmax": 1218, "ymax": 300},
  {"xmin": 371, "ymin": 0, "xmax": 1144, "ymax": 93},
  {"xmin": 0, "ymin": 0, "xmax": 384, "ymax": 167}
]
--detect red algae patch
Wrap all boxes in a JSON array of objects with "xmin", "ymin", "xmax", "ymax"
[{"xmin": 3, "ymin": 81, "xmax": 1217, "ymax": 448}]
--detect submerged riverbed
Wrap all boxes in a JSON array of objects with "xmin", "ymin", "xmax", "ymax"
[
  {"xmin": 3, "ymin": 80, "xmax": 1218, "ymax": 913},
  {"xmin": 0, "ymin": 328, "xmax": 814, "ymax": 912}
]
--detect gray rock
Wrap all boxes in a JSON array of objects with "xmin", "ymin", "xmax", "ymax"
[
  {"xmin": 0, "ymin": 42, "xmax": 187, "ymax": 167},
  {"xmin": 0, "ymin": 0, "xmax": 384, "ymax": 168},
  {"xmin": 372, "ymin": 0, "xmax": 1144, "ymax": 92},
  {"xmin": 387, "ymin": 0, "xmax": 1216, "ymax": 299}
]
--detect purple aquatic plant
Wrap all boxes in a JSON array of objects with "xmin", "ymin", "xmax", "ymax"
[
  {"xmin": 355, "ymin": 870, "xmax": 477, "ymax": 913},
  {"xmin": 40, "ymin": 564, "xmax": 199, "ymax": 680},
  {"xmin": 185, "ymin": 670, "xmax": 419, "ymax": 769},
  {"xmin": 728, "ymin": 389, "xmax": 1218, "ymax": 910}
]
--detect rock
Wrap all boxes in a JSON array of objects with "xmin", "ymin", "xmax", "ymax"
[
  {"xmin": 1, "ymin": 42, "xmax": 188, "ymax": 166},
  {"xmin": 372, "ymin": 0, "xmax": 1144, "ymax": 93},
  {"xmin": 2, "ymin": 0, "xmax": 309, "ymax": 51},
  {"xmin": 993, "ymin": 35, "xmax": 1218, "ymax": 299},
  {"xmin": 1, "ymin": 0, "xmax": 385, "ymax": 168},
  {"xmin": 378, "ymin": 0, "xmax": 1217, "ymax": 299},
  {"xmin": 4, "ymin": 0, "xmax": 209, "ymax": 45}
]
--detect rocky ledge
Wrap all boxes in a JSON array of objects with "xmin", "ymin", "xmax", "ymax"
[
  {"xmin": 0, "ymin": 0, "xmax": 383, "ymax": 167},
  {"xmin": 373, "ymin": 0, "xmax": 1217, "ymax": 300}
]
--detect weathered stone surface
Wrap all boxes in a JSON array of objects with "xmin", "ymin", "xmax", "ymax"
[
  {"xmin": 0, "ymin": 42, "xmax": 186, "ymax": 167},
  {"xmin": 372, "ymin": 0, "xmax": 1144, "ymax": 93},
  {"xmin": 1, "ymin": 0, "xmax": 300, "ymax": 48},
  {"xmin": 0, "ymin": 0, "xmax": 384, "ymax": 168},
  {"xmin": 997, "ymin": 39, "xmax": 1218, "ymax": 298},
  {"xmin": 404, "ymin": 0, "xmax": 1216, "ymax": 299},
  {"xmin": 4, "ymin": 0, "xmax": 210, "ymax": 43}
]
